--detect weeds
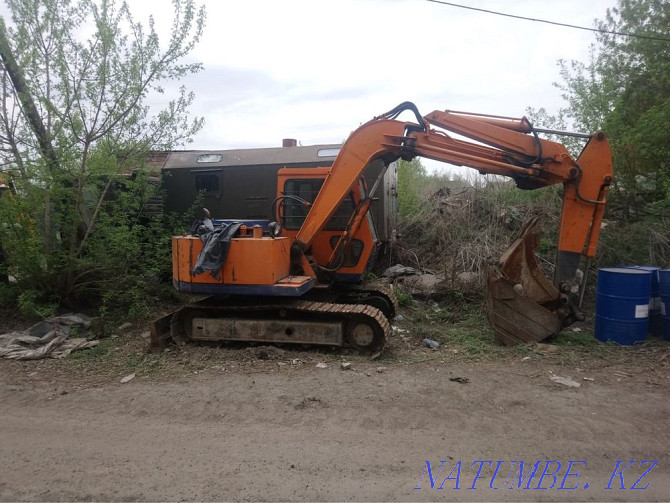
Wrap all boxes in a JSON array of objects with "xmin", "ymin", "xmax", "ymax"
[
  {"xmin": 394, "ymin": 177, "xmax": 563, "ymax": 292},
  {"xmin": 65, "ymin": 336, "xmax": 171, "ymax": 379},
  {"xmin": 400, "ymin": 298, "xmax": 507, "ymax": 361},
  {"xmin": 395, "ymin": 291, "xmax": 413, "ymax": 307},
  {"xmin": 67, "ymin": 337, "xmax": 114, "ymax": 362}
]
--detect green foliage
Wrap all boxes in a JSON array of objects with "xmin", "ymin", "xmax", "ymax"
[
  {"xmin": 596, "ymin": 216, "xmax": 670, "ymax": 266},
  {"xmin": 395, "ymin": 291, "xmax": 413, "ymax": 307},
  {"xmin": 79, "ymin": 171, "xmax": 178, "ymax": 316},
  {"xmin": 405, "ymin": 301, "xmax": 502, "ymax": 360},
  {"xmin": 0, "ymin": 194, "xmax": 46, "ymax": 289},
  {"xmin": 17, "ymin": 289, "xmax": 58, "ymax": 318},
  {"xmin": 0, "ymin": 0, "xmax": 205, "ymax": 316},
  {"xmin": 552, "ymin": 330, "xmax": 599, "ymax": 347},
  {"xmin": 551, "ymin": 0, "xmax": 670, "ymax": 215},
  {"xmin": 67, "ymin": 337, "xmax": 113, "ymax": 362},
  {"xmin": 397, "ymin": 158, "xmax": 427, "ymax": 217},
  {"xmin": 522, "ymin": 1, "xmax": 670, "ymax": 269}
]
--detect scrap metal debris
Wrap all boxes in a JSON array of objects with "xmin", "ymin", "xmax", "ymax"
[
  {"xmin": 0, "ymin": 314, "xmax": 98, "ymax": 360},
  {"xmin": 550, "ymin": 375, "xmax": 581, "ymax": 388}
]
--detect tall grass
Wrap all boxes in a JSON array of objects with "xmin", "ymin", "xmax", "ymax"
[{"xmin": 394, "ymin": 167, "xmax": 564, "ymax": 294}]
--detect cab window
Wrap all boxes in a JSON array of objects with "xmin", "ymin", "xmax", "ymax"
[{"xmin": 282, "ymin": 178, "xmax": 355, "ymax": 231}]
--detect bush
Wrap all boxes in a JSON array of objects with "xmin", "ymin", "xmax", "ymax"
[{"xmin": 0, "ymin": 167, "xmax": 188, "ymax": 318}]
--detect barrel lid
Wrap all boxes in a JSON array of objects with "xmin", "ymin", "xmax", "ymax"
[
  {"xmin": 626, "ymin": 265, "xmax": 661, "ymax": 271},
  {"xmin": 599, "ymin": 267, "xmax": 651, "ymax": 274}
]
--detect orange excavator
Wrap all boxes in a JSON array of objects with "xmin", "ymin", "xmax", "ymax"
[{"xmin": 151, "ymin": 102, "xmax": 613, "ymax": 354}]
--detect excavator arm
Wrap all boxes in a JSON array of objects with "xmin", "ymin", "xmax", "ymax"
[{"xmin": 293, "ymin": 102, "xmax": 613, "ymax": 344}]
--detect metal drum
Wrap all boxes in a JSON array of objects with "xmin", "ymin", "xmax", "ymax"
[
  {"xmin": 626, "ymin": 266, "xmax": 662, "ymax": 336},
  {"xmin": 594, "ymin": 267, "xmax": 652, "ymax": 345},
  {"xmin": 659, "ymin": 269, "xmax": 670, "ymax": 341}
]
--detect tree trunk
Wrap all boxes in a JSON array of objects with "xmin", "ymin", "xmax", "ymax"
[{"xmin": 0, "ymin": 19, "xmax": 59, "ymax": 252}]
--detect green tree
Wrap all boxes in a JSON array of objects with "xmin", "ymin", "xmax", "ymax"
[
  {"xmin": 0, "ymin": 0, "xmax": 205, "ymax": 313},
  {"xmin": 553, "ymin": 0, "xmax": 669, "ymax": 214}
]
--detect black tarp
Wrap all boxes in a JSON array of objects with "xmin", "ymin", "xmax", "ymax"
[{"xmin": 190, "ymin": 219, "xmax": 243, "ymax": 279}]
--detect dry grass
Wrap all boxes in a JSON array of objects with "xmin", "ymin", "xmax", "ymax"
[{"xmin": 393, "ymin": 179, "xmax": 563, "ymax": 293}]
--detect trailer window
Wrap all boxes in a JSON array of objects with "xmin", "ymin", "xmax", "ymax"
[
  {"xmin": 317, "ymin": 148, "xmax": 341, "ymax": 158},
  {"xmin": 195, "ymin": 174, "xmax": 220, "ymax": 193},
  {"xmin": 196, "ymin": 154, "xmax": 222, "ymax": 163}
]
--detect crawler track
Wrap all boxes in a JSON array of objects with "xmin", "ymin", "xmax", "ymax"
[
  {"xmin": 347, "ymin": 282, "xmax": 399, "ymax": 319},
  {"xmin": 303, "ymin": 282, "xmax": 399, "ymax": 320},
  {"xmin": 151, "ymin": 297, "xmax": 390, "ymax": 357}
]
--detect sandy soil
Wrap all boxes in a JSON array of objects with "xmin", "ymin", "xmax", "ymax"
[{"xmin": 1, "ymin": 310, "xmax": 669, "ymax": 502}]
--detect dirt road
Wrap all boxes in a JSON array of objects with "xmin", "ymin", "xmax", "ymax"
[{"xmin": 1, "ymin": 351, "xmax": 669, "ymax": 501}]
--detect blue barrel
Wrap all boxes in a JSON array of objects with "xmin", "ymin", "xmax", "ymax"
[
  {"xmin": 659, "ymin": 269, "xmax": 670, "ymax": 341},
  {"xmin": 594, "ymin": 267, "xmax": 652, "ymax": 345},
  {"xmin": 626, "ymin": 266, "xmax": 662, "ymax": 336}
]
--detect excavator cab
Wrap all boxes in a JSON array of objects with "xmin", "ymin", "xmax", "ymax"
[
  {"xmin": 158, "ymin": 164, "xmax": 394, "ymax": 355},
  {"xmin": 276, "ymin": 167, "xmax": 381, "ymax": 284}
]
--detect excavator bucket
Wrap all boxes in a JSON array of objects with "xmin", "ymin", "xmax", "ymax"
[{"xmin": 487, "ymin": 218, "xmax": 563, "ymax": 345}]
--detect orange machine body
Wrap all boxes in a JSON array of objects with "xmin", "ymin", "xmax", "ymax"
[
  {"xmin": 172, "ymin": 229, "xmax": 314, "ymax": 296},
  {"xmin": 171, "ymin": 102, "xmax": 612, "ymax": 313},
  {"xmin": 159, "ymin": 101, "xmax": 613, "ymax": 353}
]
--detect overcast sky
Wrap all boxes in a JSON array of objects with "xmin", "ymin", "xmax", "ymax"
[
  {"xmin": 5, "ymin": 0, "xmax": 618, "ymax": 172},
  {"xmin": 146, "ymin": 0, "xmax": 615, "ymax": 154}
]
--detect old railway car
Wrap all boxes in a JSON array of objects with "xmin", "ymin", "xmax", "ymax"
[{"xmin": 158, "ymin": 142, "xmax": 398, "ymax": 244}]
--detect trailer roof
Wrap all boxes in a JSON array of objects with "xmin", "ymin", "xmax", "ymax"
[{"xmin": 161, "ymin": 144, "xmax": 342, "ymax": 170}]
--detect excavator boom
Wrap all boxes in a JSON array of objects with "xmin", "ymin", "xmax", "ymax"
[{"xmin": 292, "ymin": 102, "xmax": 613, "ymax": 344}]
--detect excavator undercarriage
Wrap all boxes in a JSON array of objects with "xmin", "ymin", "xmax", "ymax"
[{"xmin": 150, "ymin": 285, "xmax": 394, "ymax": 357}]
